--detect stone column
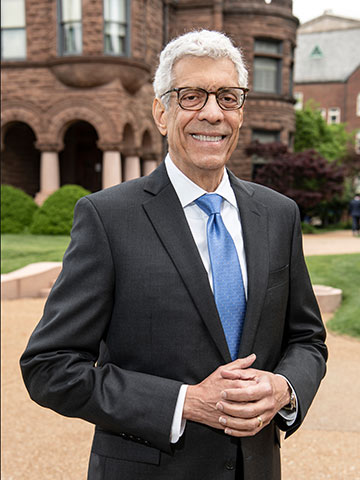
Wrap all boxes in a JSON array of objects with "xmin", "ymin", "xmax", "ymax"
[
  {"xmin": 124, "ymin": 155, "xmax": 141, "ymax": 181},
  {"xmin": 35, "ymin": 151, "xmax": 60, "ymax": 205},
  {"xmin": 102, "ymin": 151, "xmax": 122, "ymax": 189},
  {"xmin": 142, "ymin": 154, "xmax": 158, "ymax": 176}
]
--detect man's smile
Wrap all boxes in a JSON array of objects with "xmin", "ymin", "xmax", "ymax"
[{"xmin": 190, "ymin": 134, "xmax": 226, "ymax": 142}]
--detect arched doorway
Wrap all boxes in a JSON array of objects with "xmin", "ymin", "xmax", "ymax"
[
  {"xmin": 60, "ymin": 121, "xmax": 102, "ymax": 192},
  {"xmin": 141, "ymin": 130, "xmax": 157, "ymax": 176},
  {"xmin": 1, "ymin": 122, "xmax": 40, "ymax": 196}
]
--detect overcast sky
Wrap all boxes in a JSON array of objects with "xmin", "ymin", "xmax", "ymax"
[{"xmin": 292, "ymin": 0, "xmax": 360, "ymax": 24}]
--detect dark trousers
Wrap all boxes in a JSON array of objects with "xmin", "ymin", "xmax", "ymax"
[{"xmin": 352, "ymin": 215, "xmax": 360, "ymax": 232}]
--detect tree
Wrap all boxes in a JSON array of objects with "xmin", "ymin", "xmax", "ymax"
[
  {"xmin": 246, "ymin": 142, "xmax": 344, "ymax": 222},
  {"xmin": 294, "ymin": 102, "xmax": 353, "ymax": 163}
]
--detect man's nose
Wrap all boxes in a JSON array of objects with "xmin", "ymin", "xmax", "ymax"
[{"xmin": 197, "ymin": 93, "xmax": 225, "ymax": 123}]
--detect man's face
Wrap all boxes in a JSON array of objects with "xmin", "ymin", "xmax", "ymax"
[{"xmin": 153, "ymin": 56, "xmax": 244, "ymax": 185}]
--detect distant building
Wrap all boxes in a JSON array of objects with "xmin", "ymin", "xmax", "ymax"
[
  {"xmin": 294, "ymin": 11, "xmax": 360, "ymax": 154},
  {"xmin": 1, "ymin": 0, "xmax": 298, "ymax": 201}
]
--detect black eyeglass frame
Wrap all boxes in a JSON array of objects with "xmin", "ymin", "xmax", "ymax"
[{"xmin": 160, "ymin": 86, "xmax": 249, "ymax": 111}]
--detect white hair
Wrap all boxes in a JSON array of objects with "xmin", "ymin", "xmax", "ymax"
[{"xmin": 153, "ymin": 30, "xmax": 248, "ymax": 106}]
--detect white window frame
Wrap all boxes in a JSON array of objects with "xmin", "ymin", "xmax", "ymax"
[
  {"xmin": 103, "ymin": 0, "xmax": 129, "ymax": 56},
  {"xmin": 355, "ymin": 131, "xmax": 360, "ymax": 155},
  {"xmin": 328, "ymin": 107, "xmax": 341, "ymax": 125},
  {"xmin": 58, "ymin": 0, "xmax": 82, "ymax": 56},
  {"xmin": 294, "ymin": 92, "xmax": 303, "ymax": 110},
  {"xmin": 1, "ymin": 0, "xmax": 26, "ymax": 60},
  {"xmin": 318, "ymin": 108, "xmax": 326, "ymax": 120}
]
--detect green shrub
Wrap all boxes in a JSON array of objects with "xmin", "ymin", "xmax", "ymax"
[
  {"xmin": 301, "ymin": 222, "xmax": 317, "ymax": 234},
  {"xmin": 30, "ymin": 185, "xmax": 90, "ymax": 235},
  {"xmin": 1, "ymin": 184, "xmax": 39, "ymax": 233}
]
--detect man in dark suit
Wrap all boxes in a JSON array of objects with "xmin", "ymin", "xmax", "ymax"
[{"xmin": 21, "ymin": 30, "xmax": 327, "ymax": 480}]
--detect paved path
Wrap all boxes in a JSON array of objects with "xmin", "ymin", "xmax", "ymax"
[
  {"xmin": 303, "ymin": 229, "xmax": 360, "ymax": 256},
  {"xmin": 1, "ymin": 231, "xmax": 359, "ymax": 479}
]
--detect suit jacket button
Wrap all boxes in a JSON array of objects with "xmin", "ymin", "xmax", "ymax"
[{"xmin": 225, "ymin": 460, "xmax": 235, "ymax": 470}]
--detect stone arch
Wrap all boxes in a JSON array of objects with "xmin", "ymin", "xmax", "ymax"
[
  {"xmin": 1, "ymin": 121, "xmax": 41, "ymax": 196},
  {"xmin": 140, "ymin": 128, "xmax": 160, "ymax": 177},
  {"xmin": 1, "ymin": 101, "xmax": 43, "ymax": 150},
  {"xmin": 140, "ymin": 119, "xmax": 163, "ymax": 156},
  {"xmin": 59, "ymin": 120, "xmax": 103, "ymax": 193},
  {"xmin": 141, "ymin": 129, "xmax": 153, "ymax": 154},
  {"xmin": 122, "ymin": 123, "xmax": 136, "ymax": 152},
  {"xmin": 44, "ymin": 99, "xmax": 118, "ymax": 150},
  {"xmin": 117, "ymin": 108, "xmax": 144, "ymax": 147}
]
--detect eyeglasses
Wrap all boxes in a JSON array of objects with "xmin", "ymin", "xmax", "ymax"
[{"xmin": 160, "ymin": 87, "xmax": 249, "ymax": 111}]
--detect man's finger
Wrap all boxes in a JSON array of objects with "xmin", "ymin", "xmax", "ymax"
[
  {"xmin": 225, "ymin": 354, "xmax": 256, "ymax": 371},
  {"xmin": 221, "ymin": 369, "xmax": 257, "ymax": 381}
]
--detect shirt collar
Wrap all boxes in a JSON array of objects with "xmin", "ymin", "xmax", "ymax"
[{"xmin": 165, "ymin": 153, "xmax": 238, "ymax": 210}]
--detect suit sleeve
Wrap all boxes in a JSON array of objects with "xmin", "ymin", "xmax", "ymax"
[
  {"xmin": 20, "ymin": 197, "xmax": 182, "ymax": 453},
  {"xmin": 274, "ymin": 203, "xmax": 327, "ymax": 436}
]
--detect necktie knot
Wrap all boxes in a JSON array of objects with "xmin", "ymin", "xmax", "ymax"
[{"xmin": 195, "ymin": 193, "xmax": 223, "ymax": 216}]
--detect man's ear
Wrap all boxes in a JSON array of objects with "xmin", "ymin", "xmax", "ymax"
[
  {"xmin": 238, "ymin": 108, "xmax": 244, "ymax": 130},
  {"xmin": 152, "ymin": 98, "xmax": 168, "ymax": 136}
]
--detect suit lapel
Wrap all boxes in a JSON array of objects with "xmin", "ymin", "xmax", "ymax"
[
  {"xmin": 142, "ymin": 164, "xmax": 231, "ymax": 363},
  {"xmin": 229, "ymin": 172, "xmax": 270, "ymax": 357}
]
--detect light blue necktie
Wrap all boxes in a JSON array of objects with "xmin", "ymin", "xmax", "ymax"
[{"xmin": 195, "ymin": 194, "xmax": 246, "ymax": 360}]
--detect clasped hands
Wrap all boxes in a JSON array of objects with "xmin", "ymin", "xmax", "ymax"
[{"xmin": 183, "ymin": 354, "xmax": 290, "ymax": 437}]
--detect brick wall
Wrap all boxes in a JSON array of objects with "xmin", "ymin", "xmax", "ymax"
[
  {"xmin": 1, "ymin": 0, "xmax": 298, "ymax": 192},
  {"xmin": 346, "ymin": 67, "xmax": 360, "ymax": 132}
]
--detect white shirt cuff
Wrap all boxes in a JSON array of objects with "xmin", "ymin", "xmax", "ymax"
[
  {"xmin": 170, "ymin": 384, "xmax": 188, "ymax": 443},
  {"xmin": 276, "ymin": 374, "xmax": 298, "ymax": 426}
]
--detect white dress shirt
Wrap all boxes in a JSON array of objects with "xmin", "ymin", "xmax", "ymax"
[{"xmin": 164, "ymin": 154, "xmax": 297, "ymax": 443}]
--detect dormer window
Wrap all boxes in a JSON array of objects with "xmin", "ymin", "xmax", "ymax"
[{"xmin": 310, "ymin": 45, "xmax": 323, "ymax": 59}]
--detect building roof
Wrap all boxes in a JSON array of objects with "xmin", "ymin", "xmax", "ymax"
[
  {"xmin": 294, "ymin": 27, "xmax": 360, "ymax": 83},
  {"xmin": 298, "ymin": 11, "xmax": 360, "ymax": 33}
]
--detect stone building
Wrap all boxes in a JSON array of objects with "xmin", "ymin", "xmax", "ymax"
[
  {"xmin": 294, "ymin": 12, "xmax": 360, "ymax": 154},
  {"xmin": 1, "ymin": 0, "xmax": 298, "ymax": 201}
]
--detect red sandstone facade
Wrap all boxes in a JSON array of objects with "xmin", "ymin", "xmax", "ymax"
[
  {"xmin": 293, "ymin": 14, "xmax": 360, "ymax": 154},
  {"xmin": 1, "ymin": 0, "xmax": 298, "ymax": 200}
]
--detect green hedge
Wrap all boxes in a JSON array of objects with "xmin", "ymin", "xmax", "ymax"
[
  {"xmin": 1, "ymin": 184, "xmax": 39, "ymax": 233},
  {"xmin": 30, "ymin": 185, "xmax": 90, "ymax": 235}
]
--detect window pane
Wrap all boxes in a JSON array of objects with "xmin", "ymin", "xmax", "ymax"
[
  {"xmin": 1, "ymin": 29, "xmax": 26, "ymax": 59},
  {"xmin": 1, "ymin": 0, "xmax": 25, "ymax": 27},
  {"xmin": 252, "ymin": 130, "xmax": 280, "ymax": 143},
  {"xmin": 62, "ymin": 22, "xmax": 82, "ymax": 54},
  {"xmin": 328, "ymin": 107, "xmax": 340, "ymax": 124},
  {"xmin": 254, "ymin": 57, "xmax": 278, "ymax": 93},
  {"xmin": 104, "ymin": 0, "xmax": 126, "ymax": 22},
  {"xmin": 104, "ymin": 21, "xmax": 126, "ymax": 54},
  {"xmin": 254, "ymin": 40, "xmax": 281, "ymax": 54},
  {"xmin": 61, "ymin": 0, "xmax": 81, "ymax": 22}
]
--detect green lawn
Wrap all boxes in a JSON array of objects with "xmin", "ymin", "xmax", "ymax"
[
  {"xmin": 1, "ymin": 234, "xmax": 70, "ymax": 274},
  {"xmin": 1, "ymin": 235, "xmax": 359, "ymax": 339},
  {"xmin": 306, "ymin": 253, "xmax": 360, "ymax": 339}
]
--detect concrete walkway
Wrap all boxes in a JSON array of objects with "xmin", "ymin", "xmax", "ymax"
[{"xmin": 1, "ymin": 231, "xmax": 359, "ymax": 479}]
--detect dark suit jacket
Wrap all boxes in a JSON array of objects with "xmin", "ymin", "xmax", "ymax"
[{"xmin": 20, "ymin": 162, "xmax": 327, "ymax": 480}]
